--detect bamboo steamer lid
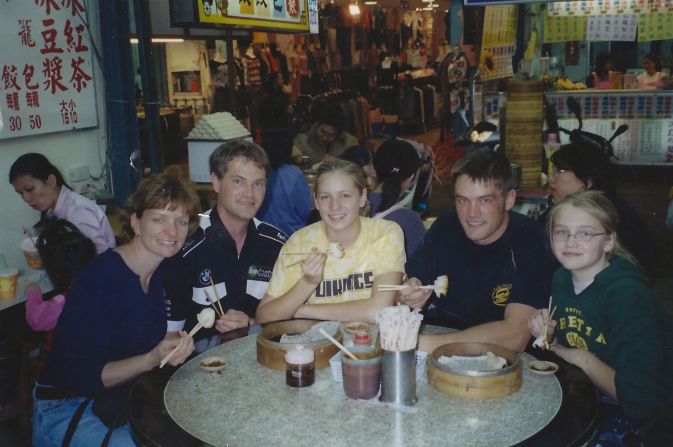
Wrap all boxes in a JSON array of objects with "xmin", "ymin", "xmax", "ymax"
[
  {"xmin": 427, "ymin": 342, "xmax": 522, "ymax": 398},
  {"xmin": 256, "ymin": 319, "xmax": 342, "ymax": 370}
]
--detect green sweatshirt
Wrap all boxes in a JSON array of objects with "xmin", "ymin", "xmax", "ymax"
[{"xmin": 552, "ymin": 256, "xmax": 673, "ymax": 430}]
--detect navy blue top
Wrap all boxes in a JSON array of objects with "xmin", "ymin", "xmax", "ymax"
[
  {"xmin": 39, "ymin": 250, "xmax": 167, "ymax": 396},
  {"xmin": 369, "ymin": 192, "xmax": 426, "ymax": 257},
  {"xmin": 257, "ymin": 164, "xmax": 314, "ymax": 236},
  {"xmin": 406, "ymin": 210, "xmax": 554, "ymax": 328}
]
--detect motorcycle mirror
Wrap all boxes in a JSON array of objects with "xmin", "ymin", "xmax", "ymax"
[
  {"xmin": 609, "ymin": 124, "xmax": 629, "ymax": 143},
  {"xmin": 566, "ymin": 96, "xmax": 582, "ymax": 129}
]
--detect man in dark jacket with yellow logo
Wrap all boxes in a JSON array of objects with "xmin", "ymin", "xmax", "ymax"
[{"xmin": 400, "ymin": 151, "xmax": 554, "ymax": 353}]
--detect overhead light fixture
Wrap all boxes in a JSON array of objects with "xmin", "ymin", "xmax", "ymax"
[
  {"xmin": 130, "ymin": 38, "xmax": 185, "ymax": 44},
  {"xmin": 349, "ymin": 3, "xmax": 361, "ymax": 15},
  {"xmin": 364, "ymin": 1, "xmax": 377, "ymax": 4}
]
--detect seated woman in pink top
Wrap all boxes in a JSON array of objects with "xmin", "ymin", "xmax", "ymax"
[
  {"xmin": 637, "ymin": 54, "xmax": 664, "ymax": 90},
  {"xmin": 587, "ymin": 52, "xmax": 614, "ymax": 89},
  {"xmin": 10, "ymin": 153, "xmax": 116, "ymax": 253}
]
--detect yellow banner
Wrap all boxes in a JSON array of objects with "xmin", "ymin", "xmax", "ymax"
[{"xmin": 197, "ymin": 0, "xmax": 310, "ymax": 32}]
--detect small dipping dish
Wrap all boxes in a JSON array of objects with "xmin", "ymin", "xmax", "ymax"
[
  {"xmin": 528, "ymin": 360, "xmax": 559, "ymax": 376},
  {"xmin": 199, "ymin": 356, "xmax": 227, "ymax": 372}
]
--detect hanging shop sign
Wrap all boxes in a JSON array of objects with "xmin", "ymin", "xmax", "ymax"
[
  {"xmin": 479, "ymin": 5, "xmax": 517, "ymax": 81},
  {"xmin": 0, "ymin": 0, "xmax": 98, "ymax": 140},
  {"xmin": 171, "ymin": 0, "xmax": 313, "ymax": 33}
]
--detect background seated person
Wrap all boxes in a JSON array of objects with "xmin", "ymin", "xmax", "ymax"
[
  {"xmin": 256, "ymin": 160, "xmax": 404, "ymax": 324},
  {"xmin": 637, "ymin": 53, "xmax": 664, "ymax": 90},
  {"xmin": 32, "ymin": 173, "xmax": 199, "ymax": 446},
  {"xmin": 10, "ymin": 153, "xmax": 116, "ymax": 253},
  {"xmin": 398, "ymin": 151, "xmax": 554, "ymax": 353},
  {"xmin": 586, "ymin": 52, "xmax": 614, "ymax": 89},
  {"xmin": 370, "ymin": 139, "xmax": 426, "ymax": 256},
  {"xmin": 544, "ymin": 141, "xmax": 654, "ymax": 276},
  {"xmin": 256, "ymin": 128, "xmax": 313, "ymax": 236},
  {"xmin": 293, "ymin": 102, "xmax": 357, "ymax": 165}
]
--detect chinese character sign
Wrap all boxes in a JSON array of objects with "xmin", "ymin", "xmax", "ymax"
[{"xmin": 0, "ymin": 0, "xmax": 97, "ymax": 140}]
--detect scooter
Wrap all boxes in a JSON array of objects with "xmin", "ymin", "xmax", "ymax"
[{"xmin": 545, "ymin": 95, "xmax": 628, "ymax": 159}]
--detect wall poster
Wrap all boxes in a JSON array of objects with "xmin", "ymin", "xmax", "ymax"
[{"xmin": 0, "ymin": 0, "xmax": 98, "ymax": 140}]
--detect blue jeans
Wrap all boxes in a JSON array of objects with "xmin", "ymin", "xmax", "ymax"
[{"xmin": 32, "ymin": 390, "xmax": 136, "ymax": 446}]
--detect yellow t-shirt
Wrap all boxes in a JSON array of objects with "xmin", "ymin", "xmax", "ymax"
[{"xmin": 266, "ymin": 217, "xmax": 405, "ymax": 304}]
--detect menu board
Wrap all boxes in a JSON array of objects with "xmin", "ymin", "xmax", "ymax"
[
  {"xmin": 586, "ymin": 14, "xmax": 637, "ymax": 41},
  {"xmin": 543, "ymin": 15, "xmax": 588, "ymax": 43},
  {"xmin": 479, "ymin": 5, "xmax": 517, "ymax": 81},
  {"xmin": 637, "ymin": 12, "xmax": 673, "ymax": 41},
  {"xmin": 545, "ymin": 0, "xmax": 673, "ymax": 42},
  {"xmin": 0, "ymin": 0, "xmax": 98, "ymax": 140},
  {"xmin": 195, "ymin": 0, "xmax": 311, "ymax": 32}
]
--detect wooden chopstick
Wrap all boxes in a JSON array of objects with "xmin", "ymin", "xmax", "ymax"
[
  {"xmin": 208, "ymin": 278, "xmax": 225, "ymax": 317},
  {"xmin": 203, "ymin": 289, "xmax": 222, "ymax": 318}
]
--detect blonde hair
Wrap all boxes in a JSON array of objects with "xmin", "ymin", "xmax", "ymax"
[
  {"xmin": 315, "ymin": 159, "xmax": 370, "ymax": 216},
  {"xmin": 119, "ymin": 173, "xmax": 201, "ymax": 243},
  {"xmin": 547, "ymin": 190, "xmax": 637, "ymax": 264}
]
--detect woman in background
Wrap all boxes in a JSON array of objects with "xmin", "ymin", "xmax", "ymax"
[
  {"xmin": 638, "ymin": 53, "xmax": 664, "ymax": 90},
  {"xmin": 10, "ymin": 153, "xmax": 115, "ymax": 253},
  {"xmin": 587, "ymin": 52, "xmax": 614, "ymax": 89},
  {"xmin": 370, "ymin": 139, "xmax": 425, "ymax": 256}
]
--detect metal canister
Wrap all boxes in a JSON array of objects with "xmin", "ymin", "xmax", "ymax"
[{"xmin": 379, "ymin": 349, "xmax": 417, "ymax": 406}]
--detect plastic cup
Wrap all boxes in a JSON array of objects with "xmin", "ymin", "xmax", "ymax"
[
  {"xmin": 21, "ymin": 238, "xmax": 43, "ymax": 269},
  {"xmin": 341, "ymin": 348, "xmax": 381, "ymax": 400},
  {"xmin": 0, "ymin": 269, "xmax": 19, "ymax": 299}
]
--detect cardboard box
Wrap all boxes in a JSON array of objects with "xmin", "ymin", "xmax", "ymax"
[{"xmin": 187, "ymin": 137, "xmax": 251, "ymax": 183}]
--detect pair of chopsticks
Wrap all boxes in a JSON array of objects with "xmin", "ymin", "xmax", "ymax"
[
  {"xmin": 542, "ymin": 296, "xmax": 558, "ymax": 343},
  {"xmin": 377, "ymin": 285, "xmax": 435, "ymax": 292},
  {"xmin": 204, "ymin": 277, "xmax": 225, "ymax": 318}
]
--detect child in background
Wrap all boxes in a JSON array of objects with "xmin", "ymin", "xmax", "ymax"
[
  {"xmin": 529, "ymin": 191, "xmax": 673, "ymax": 446},
  {"xmin": 25, "ymin": 219, "xmax": 96, "ymax": 371}
]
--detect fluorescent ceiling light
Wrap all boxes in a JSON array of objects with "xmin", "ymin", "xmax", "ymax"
[
  {"xmin": 130, "ymin": 38, "xmax": 185, "ymax": 44},
  {"xmin": 349, "ymin": 4, "xmax": 361, "ymax": 15},
  {"xmin": 364, "ymin": 1, "xmax": 377, "ymax": 4}
]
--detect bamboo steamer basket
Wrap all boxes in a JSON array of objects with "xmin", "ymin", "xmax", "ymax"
[
  {"xmin": 505, "ymin": 80, "xmax": 544, "ymax": 188},
  {"xmin": 427, "ymin": 342, "xmax": 522, "ymax": 398},
  {"xmin": 256, "ymin": 319, "xmax": 342, "ymax": 370}
]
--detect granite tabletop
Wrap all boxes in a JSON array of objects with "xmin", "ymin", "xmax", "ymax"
[{"xmin": 164, "ymin": 334, "xmax": 562, "ymax": 447}]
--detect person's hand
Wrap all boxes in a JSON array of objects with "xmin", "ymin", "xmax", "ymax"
[
  {"xmin": 25, "ymin": 282, "xmax": 41, "ymax": 295},
  {"xmin": 397, "ymin": 277, "xmax": 432, "ymax": 310},
  {"xmin": 528, "ymin": 308, "xmax": 557, "ymax": 339},
  {"xmin": 215, "ymin": 309, "xmax": 251, "ymax": 333},
  {"xmin": 155, "ymin": 331, "xmax": 194, "ymax": 367},
  {"xmin": 302, "ymin": 247, "xmax": 327, "ymax": 286}
]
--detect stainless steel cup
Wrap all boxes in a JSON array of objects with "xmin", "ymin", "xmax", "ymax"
[{"xmin": 379, "ymin": 348, "xmax": 417, "ymax": 406}]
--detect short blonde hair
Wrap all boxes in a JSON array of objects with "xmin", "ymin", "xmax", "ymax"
[{"xmin": 119, "ymin": 173, "xmax": 201, "ymax": 243}]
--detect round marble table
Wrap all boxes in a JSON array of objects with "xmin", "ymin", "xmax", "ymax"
[{"xmin": 162, "ymin": 334, "xmax": 562, "ymax": 447}]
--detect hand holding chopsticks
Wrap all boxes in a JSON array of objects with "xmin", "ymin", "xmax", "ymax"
[
  {"xmin": 532, "ymin": 296, "xmax": 557, "ymax": 350},
  {"xmin": 284, "ymin": 243, "xmax": 344, "ymax": 267},
  {"xmin": 378, "ymin": 275, "xmax": 449, "ymax": 297},
  {"xmin": 160, "ymin": 308, "xmax": 216, "ymax": 368}
]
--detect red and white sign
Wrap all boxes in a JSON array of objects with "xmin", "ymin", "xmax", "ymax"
[{"xmin": 0, "ymin": 0, "xmax": 98, "ymax": 140}]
